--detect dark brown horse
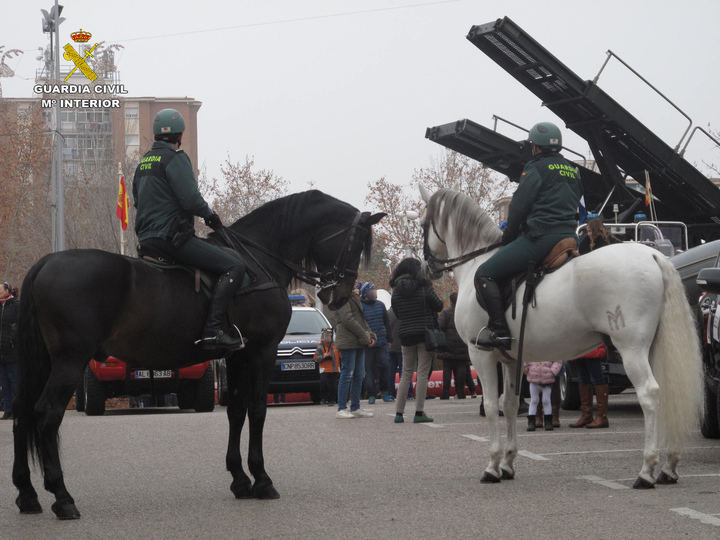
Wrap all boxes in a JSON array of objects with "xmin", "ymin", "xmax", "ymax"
[{"xmin": 12, "ymin": 190, "xmax": 384, "ymax": 519}]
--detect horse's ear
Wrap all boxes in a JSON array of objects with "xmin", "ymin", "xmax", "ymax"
[
  {"xmin": 419, "ymin": 184, "xmax": 432, "ymax": 203},
  {"xmin": 365, "ymin": 212, "xmax": 386, "ymax": 226}
]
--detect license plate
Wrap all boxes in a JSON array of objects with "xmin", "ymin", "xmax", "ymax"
[
  {"xmin": 133, "ymin": 370, "xmax": 173, "ymax": 379},
  {"xmin": 281, "ymin": 361, "xmax": 315, "ymax": 371}
]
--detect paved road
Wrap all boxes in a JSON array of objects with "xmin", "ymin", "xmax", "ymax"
[{"xmin": 1, "ymin": 394, "xmax": 719, "ymax": 539}]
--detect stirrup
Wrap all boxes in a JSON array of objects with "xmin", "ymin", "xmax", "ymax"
[
  {"xmin": 470, "ymin": 326, "xmax": 512, "ymax": 351},
  {"xmin": 194, "ymin": 324, "xmax": 247, "ymax": 351}
]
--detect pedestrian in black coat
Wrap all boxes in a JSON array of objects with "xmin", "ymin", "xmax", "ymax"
[
  {"xmin": 438, "ymin": 293, "xmax": 469, "ymax": 399},
  {"xmin": 0, "ymin": 282, "xmax": 19, "ymax": 419},
  {"xmin": 390, "ymin": 258, "xmax": 442, "ymax": 423}
]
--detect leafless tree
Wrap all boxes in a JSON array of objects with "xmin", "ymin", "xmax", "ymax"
[{"xmin": 198, "ymin": 154, "xmax": 289, "ymax": 226}]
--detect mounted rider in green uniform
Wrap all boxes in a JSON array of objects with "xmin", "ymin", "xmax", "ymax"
[
  {"xmin": 132, "ymin": 108, "xmax": 246, "ymax": 353},
  {"xmin": 472, "ymin": 122, "xmax": 583, "ymax": 350}
]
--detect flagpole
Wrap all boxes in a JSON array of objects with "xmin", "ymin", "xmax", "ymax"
[
  {"xmin": 644, "ymin": 170, "xmax": 656, "ymax": 221},
  {"xmin": 118, "ymin": 161, "xmax": 126, "ymax": 256}
]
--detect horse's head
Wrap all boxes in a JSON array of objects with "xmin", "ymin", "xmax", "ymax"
[
  {"xmin": 311, "ymin": 206, "xmax": 385, "ymax": 310},
  {"xmin": 418, "ymin": 184, "xmax": 503, "ymax": 280},
  {"xmin": 419, "ymin": 184, "xmax": 449, "ymax": 280}
]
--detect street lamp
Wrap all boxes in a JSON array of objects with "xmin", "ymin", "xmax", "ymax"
[
  {"xmin": 400, "ymin": 210, "xmax": 419, "ymax": 258},
  {"xmin": 41, "ymin": 2, "xmax": 65, "ymax": 251}
]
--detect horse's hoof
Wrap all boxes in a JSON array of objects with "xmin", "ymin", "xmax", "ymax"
[
  {"xmin": 51, "ymin": 501, "xmax": 81, "ymax": 520},
  {"xmin": 16, "ymin": 495, "xmax": 42, "ymax": 514},
  {"xmin": 632, "ymin": 476, "xmax": 655, "ymax": 490},
  {"xmin": 500, "ymin": 468, "xmax": 515, "ymax": 480},
  {"xmin": 252, "ymin": 482, "xmax": 280, "ymax": 500},
  {"xmin": 656, "ymin": 471, "xmax": 678, "ymax": 485},
  {"xmin": 480, "ymin": 471, "xmax": 501, "ymax": 484},
  {"xmin": 230, "ymin": 479, "xmax": 253, "ymax": 499}
]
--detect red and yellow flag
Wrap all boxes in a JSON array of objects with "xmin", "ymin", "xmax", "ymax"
[
  {"xmin": 644, "ymin": 173, "xmax": 652, "ymax": 207},
  {"xmin": 116, "ymin": 176, "xmax": 129, "ymax": 231}
]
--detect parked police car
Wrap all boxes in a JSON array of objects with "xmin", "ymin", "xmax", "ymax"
[
  {"xmin": 693, "ymin": 242, "xmax": 720, "ymax": 438},
  {"xmin": 215, "ymin": 304, "xmax": 330, "ymax": 405}
]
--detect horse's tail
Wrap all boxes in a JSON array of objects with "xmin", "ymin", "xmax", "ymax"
[
  {"xmin": 650, "ymin": 253, "xmax": 703, "ymax": 451},
  {"xmin": 14, "ymin": 255, "xmax": 53, "ymax": 466}
]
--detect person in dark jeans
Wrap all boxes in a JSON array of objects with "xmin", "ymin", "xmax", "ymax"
[
  {"xmin": 0, "ymin": 282, "xmax": 18, "ymax": 419},
  {"xmin": 438, "ymin": 293, "xmax": 468, "ymax": 399},
  {"xmin": 360, "ymin": 282, "xmax": 393, "ymax": 403}
]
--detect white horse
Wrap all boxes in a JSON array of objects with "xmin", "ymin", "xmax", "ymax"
[{"xmin": 419, "ymin": 185, "xmax": 703, "ymax": 488}]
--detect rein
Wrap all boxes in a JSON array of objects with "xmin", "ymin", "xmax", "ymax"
[
  {"xmin": 217, "ymin": 211, "xmax": 364, "ymax": 290},
  {"xmin": 423, "ymin": 216, "xmax": 502, "ymax": 273}
]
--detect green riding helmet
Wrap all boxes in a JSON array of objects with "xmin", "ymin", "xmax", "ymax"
[
  {"xmin": 153, "ymin": 108, "xmax": 186, "ymax": 137},
  {"xmin": 528, "ymin": 122, "xmax": 562, "ymax": 149}
]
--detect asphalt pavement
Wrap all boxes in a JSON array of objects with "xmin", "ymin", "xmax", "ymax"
[{"xmin": 1, "ymin": 393, "xmax": 719, "ymax": 539}]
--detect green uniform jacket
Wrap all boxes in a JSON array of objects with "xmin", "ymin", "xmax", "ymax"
[
  {"xmin": 504, "ymin": 152, "xmax": 583, "ymax": 243},
  {"xmin": 132, "ymin": 141, "xmax": 212, "ymax": 242}
]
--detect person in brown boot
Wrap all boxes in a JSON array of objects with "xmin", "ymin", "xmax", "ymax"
[
  {"xmin": 569, "ymin": 384, "xmax": 593, "ymax": 428},
  {"xmin": 568, "ymin": 344, "xmax": 608, "ymax": 428},
  {"xmin": 586, "ymin": 384, "xmax": 609, "ymax": 428}
]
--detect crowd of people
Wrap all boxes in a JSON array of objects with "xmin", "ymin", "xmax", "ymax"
[{"xmin": 310, "ymin": 217, "xmax": 616, "ymax": 428}]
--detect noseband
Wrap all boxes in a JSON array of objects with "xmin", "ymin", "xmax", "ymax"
[{"xmin": 314, "ymin": 211, "xmax": 364, "ymax": 290}]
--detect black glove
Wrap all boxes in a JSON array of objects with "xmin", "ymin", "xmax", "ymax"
[
  {"xmin": 501, "ymin": 228, "xmax": 512, "ymax": 246},
  {"xmin": 204, "ymin": 212, "xmax": 223, "ymax": 230}
]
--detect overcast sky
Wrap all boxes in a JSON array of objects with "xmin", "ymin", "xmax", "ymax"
[{"xmin": 2, "ymin": 0, "xmax": 719, "ymax": 211}]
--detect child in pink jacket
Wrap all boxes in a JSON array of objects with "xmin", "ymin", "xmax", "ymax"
[{"xmin": 524, "ymin": 361, "xmax": 562, "ymax": 431}]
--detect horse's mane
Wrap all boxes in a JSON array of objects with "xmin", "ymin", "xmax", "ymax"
[
  {"xmin": 223, "ymin": 189, "xmax": 373, "ymax": 268},
  {"xmin": 426, "ymin": 188, "xmax": 502, "ymax": 252}
]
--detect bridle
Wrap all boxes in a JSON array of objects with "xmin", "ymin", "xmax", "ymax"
[
  {"xmin": 219, "ymin": 211, "xmax": 366, "ymax": 291},
  {"xmin": 422, "ymin": 215, "xmax": 502, "ymax": 274}
]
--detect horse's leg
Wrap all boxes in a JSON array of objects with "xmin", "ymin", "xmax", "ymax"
[
  {"xmin": 225, "ymin": 352, "xmax": 253, "ymax": 499},
  {"xmin": 13, "ymin": 414, "xmax": 42, "ymax": 514},
  {"xmin": 615, "ymin": 345, "xmax": 659, "ymax": 489},
  {"xmin": 247, "ymin": 346, "xmax": 279, "ymax": 499},
  {"xmin": 35, "ymin": 362, "xmax": 85, "ymax": 519},
  {"xmin": 500, "ymin": 359, "xmax": 519, "ymax": 480},
  {"xmin": 656, "ymin": 452, "xmax": 680, "ymax": 485},
  {"xmin": 473, "ymin": 353, "xmax": 502, "ymax": 483}
]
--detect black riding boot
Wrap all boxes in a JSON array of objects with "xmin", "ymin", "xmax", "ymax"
[
  {"xmin": 527, "ymin": 414, "xmax": 536, "ymax": 432},
  {"xmin": 471, "ymin": 277, "xmax": 511, "ymax": 350},
  {"xmin": 197, "ymin": 267, "xmax": 246, "ymax": 352}
]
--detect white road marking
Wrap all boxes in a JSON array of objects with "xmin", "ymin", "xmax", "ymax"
[
  {"xmin": 614, "ymin": 472, "xmax": 720, "ymax": 481},
  {"xmin": 423, "ymin": 423, "xmax": 444, "ymax": 428},
  {"xmin": 518, "ymin": 450, "xmax": 549, "ymax": 461},
  {"xmin": 577, "ymin": 475, "xmax": 630, "ymax": 490},
  {"xmin": 461, "ymin": 434, "xmax": 489, "ymax": 442},
  {"xmin": 544, "ymin": 445, "xmax": 720, "ymax": 456},
  {"xmin": 670, "ymin": 507, "xmax": 720, "ymax": 527}
]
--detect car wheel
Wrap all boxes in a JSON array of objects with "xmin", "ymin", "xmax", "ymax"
[
  {"xmin": 84, "ymin": 367, "xmax": 106, "ymax": 416},
  {"xmin": 193, "ymin": 364, "xmax": 215, "ymax": 412},
  {"xmin": 559, "ymin": 370, "xmax": 580, "ymax": 410},
  {"xmin": 701, "ymin": 374, "xmax": 720, "ymax": 438},
  {"xmin": 177, "ymin": 381, "xmax": 195, "ymax": 410},
  {"xmin": 74, "ymin": 381, "xmax": 85, "ymax": 412}
]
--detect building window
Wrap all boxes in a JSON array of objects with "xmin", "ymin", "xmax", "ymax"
[
  {"xmin": 125, "ymin": 134, "xmax": 139, "ymax": 146},
  {"xmin": 125, "ymin": 105, "xmax": 138, "ymax": 119}
]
